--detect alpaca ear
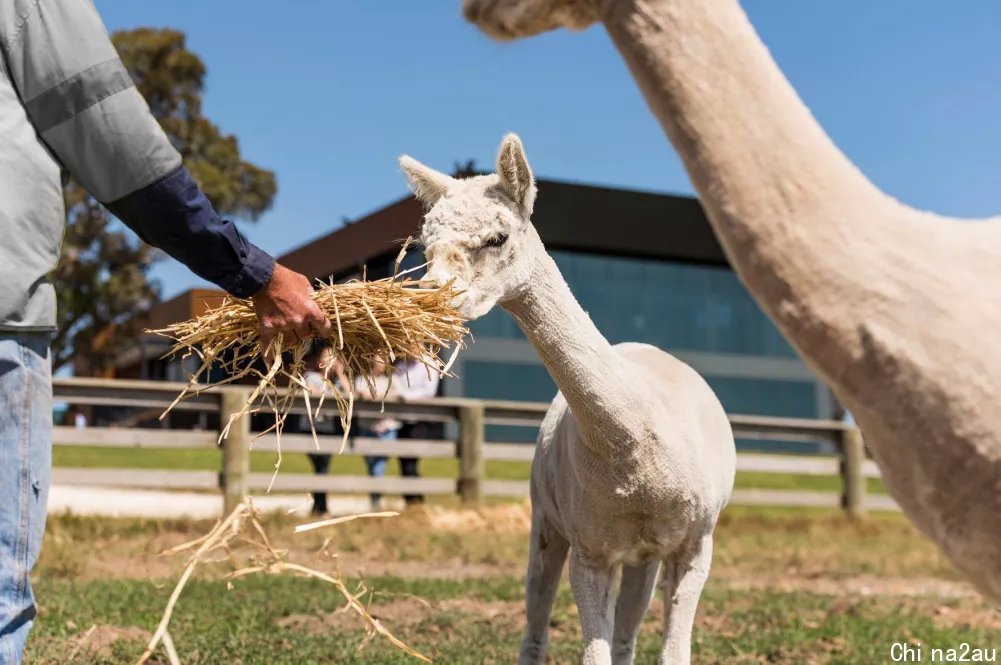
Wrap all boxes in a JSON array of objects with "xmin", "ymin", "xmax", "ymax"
[
  {"xmin": 496, "ymin": 133, "xmax": 537, "ymax": 216},
  {"xmin": 399, "ymin": 155, "xmax": 454, "ymax": 207}
]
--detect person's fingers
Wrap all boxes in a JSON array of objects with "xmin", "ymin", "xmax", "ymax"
[
  {"xmin": 292, "ymin": 317, "xmax": 313, "ymax": 343},
  {"xmin": 259, "ymin": 320, "xmax": 276, "ymax": 356},
  {"xmin": 309, "ymin": 304, "xmax": 333, "ymax": 337},
  {"xmin": 313, "ymin": 317, "xmax": 333, "ymax": 338},
  {"xmin": 250, "ymin": 263, "xmax": 330, "ymax": 351},
  {"xmin": 260, "ymin": 314, "xmax": 273, "ymax": 337}
]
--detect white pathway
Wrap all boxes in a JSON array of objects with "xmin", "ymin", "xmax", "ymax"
[{"xmin": 47, "ymin": 485, "xmax": 396, "ymax": 519}]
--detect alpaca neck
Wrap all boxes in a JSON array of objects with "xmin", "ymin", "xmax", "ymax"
[
  {"xmin": 503, "ymin": 244, "xmax": 641, "ymax": 448},
  {"xmin": 601, "ymin": 0, "xmax": 907, "ymax": 377}
]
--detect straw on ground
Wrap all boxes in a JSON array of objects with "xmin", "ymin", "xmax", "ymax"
[{"xmin": 135, "ymin": 499, "xmax": 430, "ymax": 664}]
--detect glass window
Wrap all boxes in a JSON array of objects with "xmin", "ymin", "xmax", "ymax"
[
  {"xmin": 396, "ymin": 246, "xmax": 427, "ymax": 277},
  {"xmin": 462, "ymin": 361, "xmax": 557, "ymax": 442},
  {"xmin": 462, "ymin": 360, "xmax": 557, "ymax": 403},
  {"xmin": 469, "ymin": 250, "xmax": 797, "ymax": 358},
  {"xmin": 459, "ymin": 360, "xmax": 823, "ymax": 448},
  {"xmin": 703, "ymin": 376, "xmax": 818, "ymax": 419},
  {"xmin": 471, "ymin": 307, "xmax": 522, "ymax": 340},
  {"xmin": 462, "ymin": 361, "xmax": 817, "ymax": 418}
]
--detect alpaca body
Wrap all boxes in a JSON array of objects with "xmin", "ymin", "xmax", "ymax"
[
  {"xmin": 530, "ymin": 342, "xmax": 733, "ymax": 568},
  {"xmin": 523, "ymin": 343, "xmax": 734, "ymax": 665},
  {"xmin": 399, "ymin": 136, "xmax": 735, "ymax": 664}
]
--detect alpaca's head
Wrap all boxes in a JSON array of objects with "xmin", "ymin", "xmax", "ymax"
[
  {"xmin": 462, "ymin": 0, "xmax": 601, "ymax": 41},
  {"xmin": 399, "ymin": 134, "xmax": 541, "ymax": 320}
]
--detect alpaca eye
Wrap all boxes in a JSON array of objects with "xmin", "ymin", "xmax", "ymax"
[{"xmin": 483, "ymin": 233, "xmax": 508, "ymax": 249}]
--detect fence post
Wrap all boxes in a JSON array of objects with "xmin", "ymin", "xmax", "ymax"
[
  {"xmin": 457, "ymin": 403, "xmax": 485, "ymax": 505},
  {"xmin": 220, "ymin": 388, "xmax": 251, "ymax": 516},
  {"xmin": 839, "ymin": 425, "xmax": 866, "ymax": 519}
]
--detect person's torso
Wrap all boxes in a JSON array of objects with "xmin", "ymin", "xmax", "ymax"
[{"xmin": 0, "ymin": 56, "xmax": 64, "ymax": 330}]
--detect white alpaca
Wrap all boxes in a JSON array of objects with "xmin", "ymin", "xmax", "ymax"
[{"xmin": 400, "ymin": 135, "xmax": 736, "ymax": 665}]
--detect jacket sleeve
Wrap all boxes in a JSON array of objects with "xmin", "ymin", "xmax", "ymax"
[{"xmin": 0, "ymin": 0, "xmax": 275, "ymax": 298}]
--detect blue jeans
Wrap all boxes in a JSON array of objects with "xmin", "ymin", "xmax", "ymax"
[
  {"xmin": 0, "ymin": 332, "xmax": 51, "ymax": 663},
  {"xmin": 363, "ymin": 429, "xmax": 397, "ymax": 507}
]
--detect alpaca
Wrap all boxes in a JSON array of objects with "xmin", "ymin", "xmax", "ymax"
[
  {"xmin": 461, "ymin": 0, "xmax": 1001, "ymax": 601},
  {"xmin": 400, "ymin": 134, "xmax": 736, "ymax": 665}
]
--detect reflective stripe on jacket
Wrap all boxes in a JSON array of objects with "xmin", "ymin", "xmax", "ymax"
[{"xmin": 0, "ymin": 0, "xmax": 274, "ymax": 329}]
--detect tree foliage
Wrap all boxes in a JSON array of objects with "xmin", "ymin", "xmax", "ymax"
[{"xmin": 54, "ymin": 28, "xmax": 276, "ymax": 373}]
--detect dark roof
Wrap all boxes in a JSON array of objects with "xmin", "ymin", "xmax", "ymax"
[
  {"xmin": 531, "ymin": 179, "xmax": 725, "ymax": 265},
  {"xmin": 279, "ymin": 178, "xmax": 727, "ymax": 282},
  {"xmin": 279, "ymin": 195, "xmax": 421, "ymax": 281}
]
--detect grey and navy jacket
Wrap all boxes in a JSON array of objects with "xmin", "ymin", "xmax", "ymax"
[{"xmin": 0, "ymin": 0, "xmax": 275, "ymax": 330}]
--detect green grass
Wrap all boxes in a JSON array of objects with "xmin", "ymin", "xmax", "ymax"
[
  {"xmin": 27, "ymin": 507, "xmax": 975, "ymax": 663},
  {"xmin": 26, "ymin": 574, "xmax": 998, "ymax": 664},
  {"xmin": 733, "ymin": 470, "xmax": 886, "ymax": 494},
  {"xmin": 53, "ymin": 445, "xmax": 886, "ymax": 493},
  {"xmin": 53, "ymin": 444, "xmax": 529, "ymax": 480}
]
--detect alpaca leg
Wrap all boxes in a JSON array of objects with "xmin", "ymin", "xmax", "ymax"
[
  {"xmin": 519, "ymin": 516, "xmax": 569, "ymax": 665},
  {"xmin": 569, "ymin": 551, "xmax": 617, "ymax": 665},
  {"xmin": 611, "ymin": 561, "xmax": 660, "ymax": 665},
  {"xmin": 659, "ymin": 534, "xmax": 713, "ymax": 665}
]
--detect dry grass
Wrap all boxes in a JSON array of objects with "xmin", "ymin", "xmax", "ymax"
[
  {"xmin": 134, "ymin": 499, "xmax": 429, "ymax": 664},
  {"xmin": 31, "ymin": 506, "xmax": 990, "ymax": 664},
  {"xmin": 39, "ymin": 504, "xmax": 961, "ymax": 589}
]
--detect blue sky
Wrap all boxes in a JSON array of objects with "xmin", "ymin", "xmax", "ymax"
[{"xmin": 94, "ymin": 1, "xmax": 1001, "ymax": 298}]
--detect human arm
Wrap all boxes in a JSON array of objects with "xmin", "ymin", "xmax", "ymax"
[{"xmin": 0, "ymin": 0, "xmax": 329, "ymax": 344}]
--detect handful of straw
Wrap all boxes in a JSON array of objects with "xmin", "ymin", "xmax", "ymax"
[{"xmin": 149, "ymin": 242, "xmax": 468, "ymax": 485}]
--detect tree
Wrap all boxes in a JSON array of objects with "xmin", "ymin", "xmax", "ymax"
[
  {"xmin": 452, "ymin": 159, "xmax": 479, "ymax": 177},
  {"xmin": 53, "ymin": 28, "xmax": 277, "ymax": 373}
]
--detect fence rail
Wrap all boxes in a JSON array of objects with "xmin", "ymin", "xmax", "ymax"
[{"xmin": 52, "ymin": 377, "xmax": 895, "ymax": 517}]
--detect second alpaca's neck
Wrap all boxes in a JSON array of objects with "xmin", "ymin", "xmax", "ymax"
[
  {"xmin": 603, "ymin": 0, "xmax": 890, "ymax": 239},
  {"xmin": 601, "ymin": 0, "xmax": 906, "ymax": 381},
  {"xmin": 503, "ymin": 240, "xmax": 642, "ymax": 448}
]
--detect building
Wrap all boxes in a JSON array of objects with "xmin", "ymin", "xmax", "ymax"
[
  {"xmin": 114, "ymin": 178, "xmax": 837, "ymax": 439},
  {"xmin": 98, "ymin": 288, "xmax": 227, "ymax": 382}
]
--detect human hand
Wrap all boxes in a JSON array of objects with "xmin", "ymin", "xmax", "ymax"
[{"xmin": 251, "ymin": 263, "xmax": 332, "ymax": 352}]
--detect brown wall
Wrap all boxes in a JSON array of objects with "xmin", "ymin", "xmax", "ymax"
[{"xmin": 142, "ymin": 289, "xmax": 228, "ymax": 330}]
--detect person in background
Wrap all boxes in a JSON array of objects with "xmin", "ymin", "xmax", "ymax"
[
  {"xmin": 300, "ymin": 342, "xmax": 349, "ymax": 516},
  {"xmin": 0, "ymin": 2, "xmax": 330, "ymax": 660},
  {"xmin": 355, "ymin": 355, "xmax": 401, "ymax": 509},
  {"xmin": 393, "ymin": 353, "xmax": 442, "ymax": 505}
]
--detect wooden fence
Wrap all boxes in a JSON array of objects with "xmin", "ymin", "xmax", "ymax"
[{"xmin": 52, "ymin": 377, "xmax": 896, "ymax": 517}]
